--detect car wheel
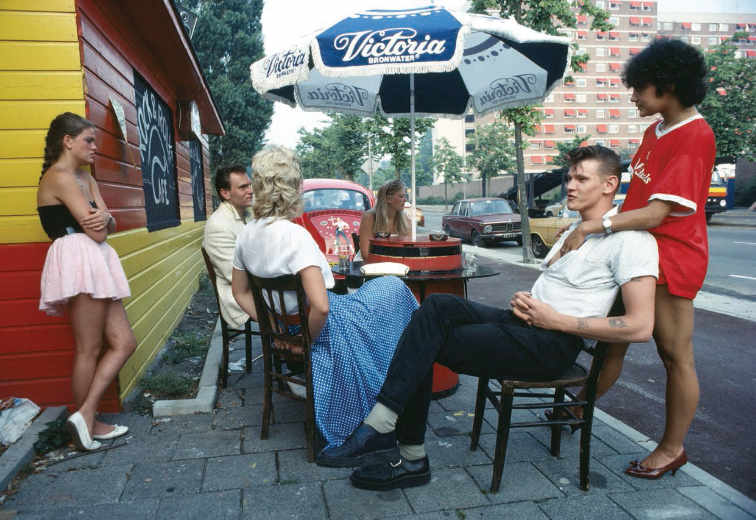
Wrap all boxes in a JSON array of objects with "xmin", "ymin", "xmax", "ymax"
[
  {"xmin": 531, "ymin": 234, "xmax": 548, "ymax": 258},
  {"xmin": 545, "ymin": 211, "xmax": 553, "ymax": 217},
  {"xmin": 705, "ymin": 213, "xmax": 713, "ymax": 224},
  {"xmin": 471, "ymin": 230, "xmax": 483, "ymax": 247}
]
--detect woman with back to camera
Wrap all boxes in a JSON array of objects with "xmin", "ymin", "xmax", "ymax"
[
  {"xmin": 356, "ymin": 179, "xmax": 411, "ymax": 261},
  {"xmin": 37, "ymin": 112, "xmax": 136, "ymax": 451},
  {"xmin": 231, "ymin": 146, "xmax": 419, "ymax": 464}
]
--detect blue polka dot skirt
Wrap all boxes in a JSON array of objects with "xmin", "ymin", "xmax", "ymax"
[{"xmin": 312, "ymin": 276, "xmax": 418, "ymax": 449}]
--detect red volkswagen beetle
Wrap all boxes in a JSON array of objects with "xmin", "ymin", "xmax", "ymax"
[{"xmin": 294, "ymin": 179, "xmax": 375, "ymax": 265}]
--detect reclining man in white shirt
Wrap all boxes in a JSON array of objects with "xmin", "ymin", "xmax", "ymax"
[{"xmin": 315, "ymin": 145, "xmax": 660, "ymax": 491}]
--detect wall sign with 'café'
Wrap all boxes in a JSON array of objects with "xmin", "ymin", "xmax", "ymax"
[{"xmin": 135, "ymin": 71, "xmax": 180, "ymax": 231}]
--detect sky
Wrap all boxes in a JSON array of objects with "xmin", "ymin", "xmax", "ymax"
[{"xmin": 259, "ymin": 0, "xmax": 756, "ymax": 148}]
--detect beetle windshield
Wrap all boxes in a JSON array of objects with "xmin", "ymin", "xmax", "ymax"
[{"xmin": 303, "ymin": 189, "xmax": 370, "ymax": 212}]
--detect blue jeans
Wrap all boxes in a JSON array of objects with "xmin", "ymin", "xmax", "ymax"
[{"xmin": 375, "ymin": 294, "xmax": 583, "ymax": 446}]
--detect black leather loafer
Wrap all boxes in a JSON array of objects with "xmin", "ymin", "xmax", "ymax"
[
  {"xmin": 350, "ymin": 456, "xmax": 431, "ymax": 491},
  {"xmin": 316, "ymin": 423, "xmax": 397, "ymax": 468}
]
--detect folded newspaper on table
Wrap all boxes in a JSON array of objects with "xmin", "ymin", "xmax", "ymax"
[{"xmin": 360, "ymin": 262, "xmax": 410, "ymax": 276}]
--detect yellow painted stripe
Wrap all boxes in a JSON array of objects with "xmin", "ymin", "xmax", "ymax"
[
  {"xmin": 0, "ymin": 11, "xmax": 78, "ymax": 41},
  {"xmin": 123, "ymin": 241, "xmax": 199, "ymax": 314},
  {"xmin": 0, "ymin": 71, "xmax": 83, "ymax": 100},
  {"xmin": 119, "ymin": 257, "xmax": 202, "ymax": 397},
  {"xmin": 119, "ymin": 227, "xmax": 203, "ymax": 279},
  {"xmin": 0, "ymin": 129, "xmax": 48, "ymax": 159},
  {"xmin": 110, "ymin": 221, "xmax": 204, "ymax": 258},
  {"xmin": 0, "ymin": 187, "xmax": 36, "ymax": 216},
  {"xmin": 0, "ymin": 159, "xmax": 43, "ymax": 187},
  {"xmin": 127, "ymin": 238, "xmax": 199, "ymax": 300},
  {"xmin": 709, "ymin": 187, "xmax": 726, "ymax": 195},
  {"xmin": 119, "ymin": 269, "xmax": 200, "ymax": 398},
  {"xmin": 0, "ymin": 0, "xmax": 75, "ymax": 12},
  {"xmin": 0, "ymin": 42, "xmax": 80, "ymax": 70},
  {"xmin": 0, "ymin": 215, "xmax": 47, "ymax": 244},
  {"xmin": 0, "ymin": 100, "xmax": 86, "ymax": 130}
]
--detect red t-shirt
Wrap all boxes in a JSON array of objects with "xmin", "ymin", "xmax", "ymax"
[{"xmin": 622, "ymin": 115, "xmax": 715, "ymax": 299}]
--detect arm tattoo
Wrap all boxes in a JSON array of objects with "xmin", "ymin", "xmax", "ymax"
[
  {"xmin": 577, "ymin": 318, "xmax": 589, "ymax": 330},
  {"xmin": 608, "ymin": 318, "xmax": 627, "ymax": 328}
]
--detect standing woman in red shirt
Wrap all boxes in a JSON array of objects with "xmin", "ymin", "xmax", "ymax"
[
  {"xmin": 559, "ymin": 39, "xmax": 715, "ymax": 479},
  {"xmin": 37, "ymin": 113, "xmax": 136, "ymax": 451}
]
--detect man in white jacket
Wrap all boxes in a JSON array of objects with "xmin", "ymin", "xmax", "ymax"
[{"xmin": 203, "ymin": 165, "xmax": 252, "ymax": 329}]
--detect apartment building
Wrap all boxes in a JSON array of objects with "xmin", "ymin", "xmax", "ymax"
[{"xmin": 432, "ymin": 2, "xmax": 756, "ymax": 176}]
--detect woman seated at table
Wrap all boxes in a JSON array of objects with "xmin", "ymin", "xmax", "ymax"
[
  {"xmin": 355, "ymin": 179, "xmax": 411, "ymax": 261},
  {"xmin": 231, "ymin": 146, "xmax": 419, "ymax": 455}
]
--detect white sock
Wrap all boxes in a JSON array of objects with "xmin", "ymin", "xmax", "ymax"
[
  {"xmin": 399, "ymin": 443, "xmax": 426, "ymax": 461},
  {"xmin": 363, "ymin": 402, "xmax": 398, "ymax": 434}
]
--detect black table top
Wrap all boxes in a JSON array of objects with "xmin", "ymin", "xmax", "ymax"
[{"xmin": 332, "ymin": 261, "xmax": 499, "ymax": 282}]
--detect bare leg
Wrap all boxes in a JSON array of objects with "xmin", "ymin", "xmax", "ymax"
[
  {"xmin": 639, "ymin": 285, "xmax": 697, "ymax": 468},
  {"xmin": 69, "ymin": 294, "xmax": 107, "ymax": 433},
  {"xmin": 71, "ymin": 297, "xmax": 136, "ymax": 434}
]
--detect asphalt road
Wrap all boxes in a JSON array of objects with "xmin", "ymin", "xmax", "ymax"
[
  {"xmin": 420, "ymin": 206, "xmax": 756, "ymax": 301},
  {"xmin": 417, "ymin": 207, "xmax": 756, "ymax": 498}
]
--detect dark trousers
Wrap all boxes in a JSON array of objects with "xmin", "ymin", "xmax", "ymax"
[{"xmin": 376, "ymin": 294, "xmax": 583, "ymax": 446}]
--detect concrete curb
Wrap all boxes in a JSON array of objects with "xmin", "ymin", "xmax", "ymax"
[
  {"xmin": 152, "ymin": 320, "xmax": 222, "ymax": 417},
  {"xmin": 0, "ymin": 406, "xmax": 66, "ymax": 491},
  {"xmin": 594, "ymin": 408, "xmax": 756, "ymax": 517}
]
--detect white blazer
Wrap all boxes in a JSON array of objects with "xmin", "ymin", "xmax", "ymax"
[{"xmin": 202, "ymin": 201, "xmax": 249, "ymax": 329}]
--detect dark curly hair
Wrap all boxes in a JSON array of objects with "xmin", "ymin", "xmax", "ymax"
[{"xmin": 622, "ymin": 38, "xmax": 707, "ymax": 107}]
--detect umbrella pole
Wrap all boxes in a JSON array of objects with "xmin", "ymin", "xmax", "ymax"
[{"xmin": 410, "ymin": 73, "xmax": 417, "ymax": 241}]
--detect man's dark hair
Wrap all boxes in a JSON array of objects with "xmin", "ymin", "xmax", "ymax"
[
  {"xmin": 215, "ymin": 165, "xmax": 247, "ymax": 200},
  {"xmin": 566, "ymin": 145, "xmax": 621, "ymax": 179},
  {"xmin": 622, "ymin": 38, "xmax": 707, "ymax": 107}
]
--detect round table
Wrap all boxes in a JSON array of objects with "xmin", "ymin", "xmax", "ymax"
[{"xmin": 333, "ymin": 260, "xmax": 499, "ymax": 398}]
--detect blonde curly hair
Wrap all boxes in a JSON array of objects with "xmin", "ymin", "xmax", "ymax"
[{"xmin": 251, "ymin": 145, "xmax": 303, "ymax": 220}]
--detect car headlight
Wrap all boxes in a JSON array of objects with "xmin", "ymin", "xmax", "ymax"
[
  {"xmin": 720, "ymin": 199, "xmax": 726, "ymax": 207},
  {"xmin": 483, "ymin": 225, "xmax": 492, "ymax": 233}
]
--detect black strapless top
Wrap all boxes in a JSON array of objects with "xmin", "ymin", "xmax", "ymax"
[{"xmin": 38, "ymin": 201, "xmax": 96, "ymax": 240}]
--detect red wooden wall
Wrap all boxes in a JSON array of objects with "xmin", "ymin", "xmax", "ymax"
[{"xmin": 0, "ymin": 0, "xmax": 211, "ymax": 412}]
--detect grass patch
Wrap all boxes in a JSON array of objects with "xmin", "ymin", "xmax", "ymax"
[
  {"xmin": 140, "ymin": 372, "xmax": 195, "ymax": 398},
  {"xmin": 163, "ymin": 332, "xmax": 208, "ymax": 365}
]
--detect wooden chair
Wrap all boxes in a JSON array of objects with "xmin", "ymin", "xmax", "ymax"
[
  {"xmin": 200, "ymin": 247, "xmax": 258, "ymax": 388},
  {"xmin": 248, "ymin": 272, "xmax": 317, "ymax": 462},
  {"xmin": 469, "ymin": 342, "xmax": 608, "ymax": 492}
]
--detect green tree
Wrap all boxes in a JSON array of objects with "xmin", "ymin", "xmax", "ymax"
[
  {"xmin": 698, "ymin": 37, "xmax": 755, "ymax": 161},
  {"xmin": 370, "ymin": 116, "xmax": 436, "ymax": 179},
  {"xmin": 296, "ymin": 113, "xmax": 372, "ymax": 181},
  {"xmin": 176, "ymin": 0, "xmax": 273, "ymax": 171},
  {"xmin": 433, "ymin": 138, "xmax": 468, "ymax": 207},
  {"xmin": 467, "ymin": 121, "xmax": 517, "ymax": 196},
  {"xmin": 471, "ymin": 0, "xmax": 611, "ymax": 261},
  {"xmin": 552, "ymin": 134, "xmax": 591, "ymax": 168}
]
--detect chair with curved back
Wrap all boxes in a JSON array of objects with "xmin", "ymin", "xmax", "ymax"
[
  {"xmin": 200, "ymin": 247, "xmax": 258, "ymax": 388},
  {"xmin": 469, "ymin": 341, "xmax": 609, "ymax": 492},
  {"xmin": 248, "ymin": 272, "xmax": 317, "ymax": 462}
]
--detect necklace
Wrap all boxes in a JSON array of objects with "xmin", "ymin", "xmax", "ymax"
[{"xmin": 74, "ymin": 173, "xmax": 90, "ymax": 197}]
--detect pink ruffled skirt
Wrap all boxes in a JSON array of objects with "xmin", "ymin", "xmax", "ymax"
[{"xmin": 39, "ymin": 233, "xmax": 131, "ymax": 316}]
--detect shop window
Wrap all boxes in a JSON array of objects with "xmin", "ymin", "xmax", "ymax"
[
  {"xmin": 719, "ymin": 24, "xmax": 728, "ymax": 32},
  {"xmin": 577, "ymin": 78, "xmax": 587, "ymax": 87},
  {"xmin": 709, "ymin": 24, "xmax": 718, "ymax": 32},
  {"xmin": 577, "ymin": 94, "xmax": 587, "ymax": 102},
  {"xmin": 692, "ymin": 23, "xmax": 701, "ymax": 31},
  {"xmin": 134, "ymin": 71, "xmax": 180, "ymax": 231}
]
